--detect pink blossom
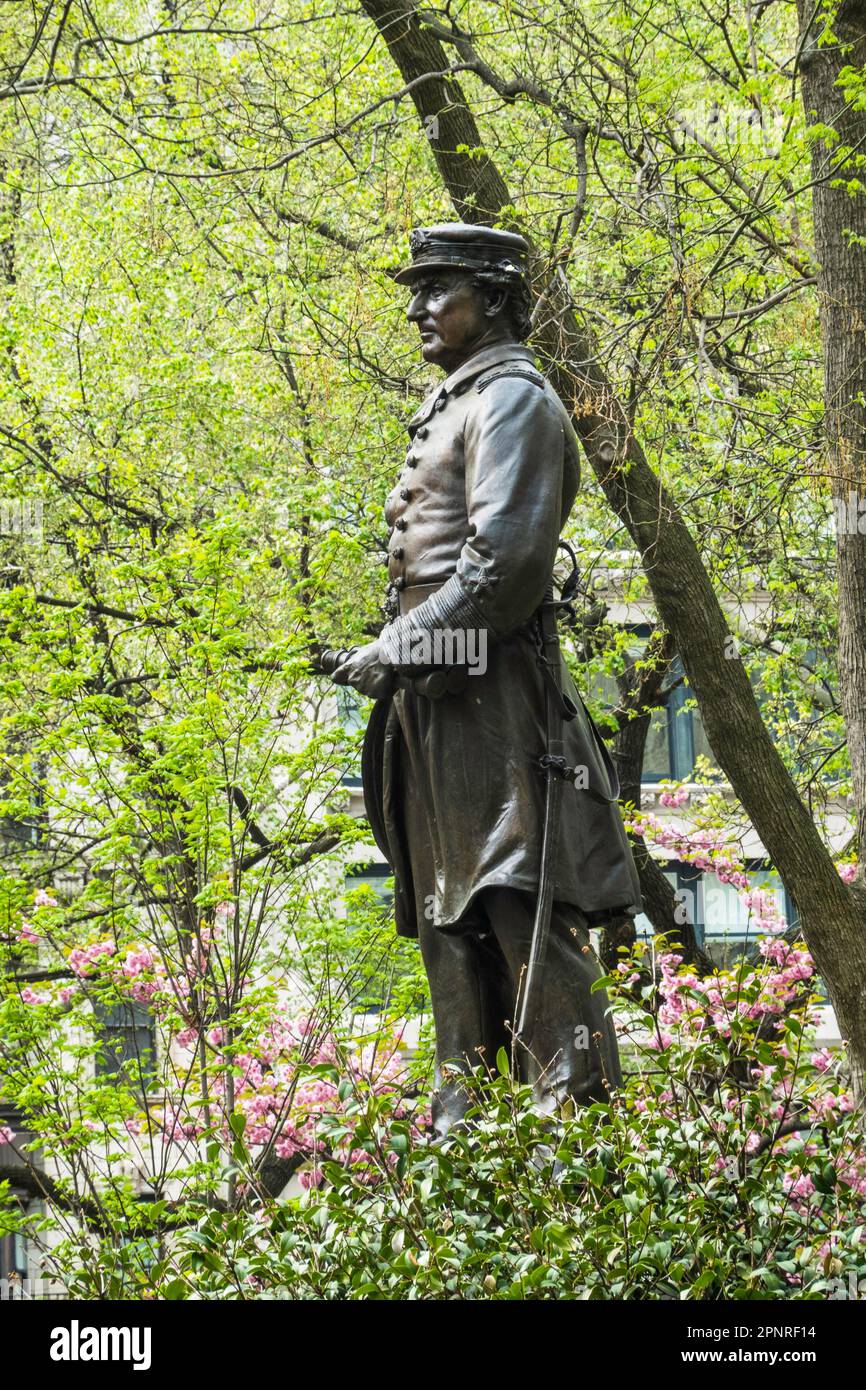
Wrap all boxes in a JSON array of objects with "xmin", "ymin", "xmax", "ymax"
[
  {"xmin": 129, "ymin": 979, "xmax": 159, "ymax": 1002},
  {"xmin": 34, "ymin": 889, "xmax": 58, "ymax": 908},
  {"xmin": 69, "ymin": 940, "xmax": 115, "ymax": 976},
  {"xmin": 810, "ymin": 1049, "xmax": 834, "ymax": 1073},
  {"xmin": 783, "ymin": 1171, "xmax": 816, "ymax": 1200},
  {"xmin": 183, "ymin": 931, "xmax": 212, "ymax": 982},
  {"xmin": 0, "ymin": 1125, "xmax": 15, "ymax": 1145},
  {"xmin": 113, "ymin": 945, "xmax": 168, "ymax": 1002},
  {"xmin": 159, "ymin": 1103, "xmax": 201, "ymax": 1144},
  {"xmin": 298, "ymin": 1166, "xmax": 324, "ymax": 1190},
  {"xmin": 275, "ymin": 1132, "xmax": 302, "ymax": 1159},
  {"xmin": 616, "ymin": 963, "xmax": 640, "ymax": 986},
  {"xmin": 122, "ymin": 947, "xmax": 156, "ymax": 975},
  {"xmin": 659, "ymin": 786, "xmax": 690, "ymax": 808}
]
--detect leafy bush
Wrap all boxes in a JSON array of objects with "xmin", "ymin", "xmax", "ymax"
[
  {"xmin": 4, "ymin": 820, "xmax": 865, "ymax": 1299},
  {"xmin": 154, "ymin": 942, "xmax": 866, "ymax": 1300}
]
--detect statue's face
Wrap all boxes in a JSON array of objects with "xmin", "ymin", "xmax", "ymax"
[{"xmin": 405, "ymin": 271, "xmax": 509, "ymax": 372}]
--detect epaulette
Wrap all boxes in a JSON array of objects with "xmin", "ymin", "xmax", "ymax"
[{"xmin": 475, "ymin": 365, "xmax": 545, "ymax": 392}]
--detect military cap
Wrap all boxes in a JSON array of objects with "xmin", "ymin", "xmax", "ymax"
[{"xmin": 392, "ymin": 222, "xmax": 530, "ymax": 285}]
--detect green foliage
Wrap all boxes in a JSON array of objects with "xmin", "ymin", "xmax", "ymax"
[
  {"xmin": 160, "ymin": 1043, "xmax": 866, "ymax": 1301},
  {"xmin": 4, "ymin": 940, "xmax": 857, "ymax": 1301}
]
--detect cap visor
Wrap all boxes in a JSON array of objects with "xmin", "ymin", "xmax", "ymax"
[{"xmin": 390, "ymin": 259, "xmax": 480, "ymax": 285}]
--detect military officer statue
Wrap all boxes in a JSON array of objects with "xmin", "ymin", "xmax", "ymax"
[{"xmin": 330, "ymin": 224, "xmax": 642, "ymax": 1136}]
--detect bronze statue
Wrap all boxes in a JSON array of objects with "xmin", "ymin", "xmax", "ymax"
[{"xmin": 330, "ymin": 224, "xmax": 642, "ymax": 1136}]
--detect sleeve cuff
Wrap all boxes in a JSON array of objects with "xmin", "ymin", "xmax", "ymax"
[{"xmin": 379, "ymin": 574, "xmax": 490, "ymax": 666}]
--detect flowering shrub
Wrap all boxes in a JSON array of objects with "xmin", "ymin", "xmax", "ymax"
[
  {"xmin": 152, "ymin": 932, "xmax": 865, "ymax": 1301},
  {"xmin": 145, "ymin": 1008, "xmax": 425, "ymax": 1190},
  {"xmin": 2, "ymin": 844, "xmax": 864, "ymax": 1299},
  {"xmin": 153, "ymin": 818, "xmax": 866, "ymax": 1300},
  {"xmin": 657, "ymin": 783, "xmax": 691, "ymax": 809},
  {"xmin": 1, "ymin": 938, "xmax": 423, "ymax": 1183},
  {"xmin": 0, "ymin": 876, "xmax": 430, "ymax": 1297}
]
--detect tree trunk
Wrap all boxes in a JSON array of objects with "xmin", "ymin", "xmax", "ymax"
[
  {"xmin": 796, "ymin": 0, "xmax": 866, "ymax": 1097},
  {"xmin": 798, "ymin": 0, "xmax": 866, "ymax": 866}
]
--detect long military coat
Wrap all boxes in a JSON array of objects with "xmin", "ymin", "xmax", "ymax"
[{"xmin": 362, "ymin": 341, "xmax": 643, "ymax": 939}]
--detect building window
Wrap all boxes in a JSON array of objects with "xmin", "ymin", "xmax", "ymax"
[
  {"xmin": 634, "ymin": 862, "xmax": 797, "ymax": 969},
  {"xmin": 335, "ymin": 686, "xmax": 364, "ymax": 786},
  {"xmin": 0, "ymin": 760, "xmax": 46, "ymax": 849},
  {"xmin": 94, "ymin": 1001, "xmax": 156, "ymax": 1086},
  {"xmin": 578, "ymin": 637, "xmax": 707, "ymax": 782},
  {"xmin": 0, "ymin": 1229, "xmax": 28, "ymax": 1284},
  {"xmin": 646, "ymin": 654, "xmax": 714, "ymax": 782},
  {"xmin": 345, "ymin": 864, "xmax": 393, "ymax": 906},
  {"xmin": 0, "ymin": 815, "xmax": 42, "ymax": 848}
]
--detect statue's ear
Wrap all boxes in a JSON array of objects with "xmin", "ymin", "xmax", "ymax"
[{"xmin": 483, "ymin": 284, "xmax": 508, "ymax": 318}]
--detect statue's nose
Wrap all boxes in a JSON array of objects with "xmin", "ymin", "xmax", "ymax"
[{"xmin": 406, "ymin": 293, "xmax": 425, "ymax": 323}]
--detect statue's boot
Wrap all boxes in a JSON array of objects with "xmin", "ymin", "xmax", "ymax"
[
  {"xmin": 417, "ymin": 917, "xmax": 513, "ymax": 1139},
  {"xmin": 419, "ymin": 887, "xmax": 622, "ymax": 1138}
]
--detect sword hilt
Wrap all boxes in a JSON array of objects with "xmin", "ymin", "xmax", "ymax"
[{"xmin": 317, "ymin": 646, "xmax": 358, "ymax": 676}]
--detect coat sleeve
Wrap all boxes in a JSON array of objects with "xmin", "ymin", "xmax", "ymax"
[{"xmin": 379, "ymin": 377, "xmax": 567, "ymax": 663}]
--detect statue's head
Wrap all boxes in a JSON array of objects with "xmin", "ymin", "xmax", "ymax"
[{"xmin": 394, "ymin": 224, "xmax": 533, "ymax": 372}]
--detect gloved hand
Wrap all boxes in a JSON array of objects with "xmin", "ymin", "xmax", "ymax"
[{"xmin": 330, "ymin": 639, "xmax": 396, "ymax": 700}]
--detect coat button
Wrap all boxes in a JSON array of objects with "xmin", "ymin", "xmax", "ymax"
[
  {"xmin": 395, "ymin": 518, "xmax": 408, "ymax": 531},
  {"xmin": 405, "ymin": 453, "xmax": 418, "ymax": 467},
  {"xmin": 416, "ymin": 426, "xmax": 429, "ymax": 439},
  {"xmin": 434, "ymin": 395, "xmax": 447, "ymax": 412},
  {"xmin": 399, "ymin": 487, "xmax": 411, "ymax": 501},
  {"xmin": 391, "ymin": 546, "xmax": 404, "ymax": 560},
  {"xmin": 393, "ymin": 575, "xmax": 406, "ymax": 590}
]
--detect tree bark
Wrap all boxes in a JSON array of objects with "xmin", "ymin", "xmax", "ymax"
[{"xmin": 798, "ymin": 0, "xmax": 866, "ymax": 868}]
